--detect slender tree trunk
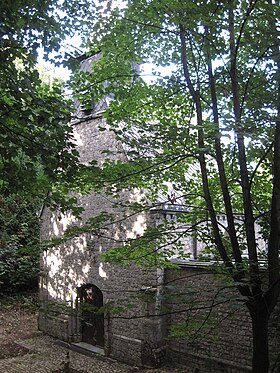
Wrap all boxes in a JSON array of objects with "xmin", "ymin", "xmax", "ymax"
[
  {"xmin": 179, "ymin": 24, "xmax": 233, "ymax": 272},
  {"xmin": 249, "ymin": 305, "xmax": 270, "ymax": 373},
  {"xmin": 267, "ymin": 0, "xmax": 280, "ymax": 308}
]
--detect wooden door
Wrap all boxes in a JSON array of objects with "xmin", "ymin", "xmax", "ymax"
[{"xmin": 81, "ymin": 284, "xmax": 104, "ymax": 347}]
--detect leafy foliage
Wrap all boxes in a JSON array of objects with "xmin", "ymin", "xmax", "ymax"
[
  {"xmin": 0, "ymin": 0, "xmax": 96, "ymax": 208},
  {"xmin": 0, "ymin": 0, "xmax": 96, "ymax": 291},
  {"xmin": 0, "ymin": 195, "xmax": 40, "ymax": 293},
  {"xmin": 72, "ymin": 1, "xmax": 279, "ymax": 371},
  {"xmin": 74, "ymin": 0, "xmax": 279, "ymax": 264}
]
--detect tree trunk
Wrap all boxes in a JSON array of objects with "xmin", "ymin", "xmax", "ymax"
[{"xmin": 250, "ymin": 306, "xmax": 269, "ymax": 373}]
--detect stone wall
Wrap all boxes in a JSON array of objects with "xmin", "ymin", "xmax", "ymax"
[
  {"xmin": 164, "ymin": 264, "xmax": 280, "ymax": 373},
  {"xmin": 39, "ymin": 108, "xmax": 280, "ymax": 371},
  {"xmin": 39, "ymin": 113, "xmax": 166, "ymax": 367}
]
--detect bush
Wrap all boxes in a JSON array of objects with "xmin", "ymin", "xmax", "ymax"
[{"xmin": 0, "ymin": 195, "xmax": 40, "ymax": 293}]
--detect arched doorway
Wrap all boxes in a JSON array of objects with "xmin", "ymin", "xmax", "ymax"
[{"xmin": 80, "ymin": 284, "xmax": 104, "ymax": 347}]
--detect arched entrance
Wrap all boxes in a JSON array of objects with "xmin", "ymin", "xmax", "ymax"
[{"xmin": 80, "ymin": 284, "xmax": 104, "ymax": 347}]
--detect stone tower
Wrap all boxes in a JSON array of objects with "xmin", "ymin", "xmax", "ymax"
[
  {"xmin": 38, "ymin": 53, "xmax": 168, "ymax": 367},
  {"xmin": 37, "ymin": 53, "xmax": 273, "ymax": 373}
]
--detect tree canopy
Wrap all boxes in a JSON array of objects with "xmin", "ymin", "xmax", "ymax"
[
  {"xmin": 0, "ymin": 0, "xmax": 96, "ymax": 207},
  {"xmin": 71, "ymin": 1, "xmax": 280, "ymax": 372}
]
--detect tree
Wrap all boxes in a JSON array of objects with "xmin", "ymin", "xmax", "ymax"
[
  {"xmin": 0, "ymin": 0, "xmax": 96, "ymax": 209},
  {"xmin": 72, "ymin": 1, "xmax": 280, "ymax": 372},
  {"xmin": 0, "ymin": 0, "xmax": 96, "ymax": 291}
]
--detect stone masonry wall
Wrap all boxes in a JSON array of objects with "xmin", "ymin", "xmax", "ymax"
[
  {"xmin": 39, "ymin": 113, "xmax": 166, "ymax": 367},
  {"xmin": 164, "ymin": 264, "xmax": 280, "ymax": 373},
  {"xmin": 40, "ymin": 109, "xmax": 280, "ymax": 371}
]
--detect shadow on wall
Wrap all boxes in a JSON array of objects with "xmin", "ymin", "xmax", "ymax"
[{"xmin": 40, "ymin": 187, "xmax": 148, "ymax": 304}]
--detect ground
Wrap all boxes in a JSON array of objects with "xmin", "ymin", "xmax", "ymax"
[
  {"xmin": 0, "ymin": 292, "xmax": 38, "ymax": 360},
  {"xmin": 0, "ymin": 292, "xmax": 190, "ymax": 373}
]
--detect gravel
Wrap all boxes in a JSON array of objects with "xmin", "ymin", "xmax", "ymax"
[{"xmin": 0, "ymin": 334, "xmax": 188, "ymax": 373}]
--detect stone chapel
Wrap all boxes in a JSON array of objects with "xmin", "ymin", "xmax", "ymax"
[{"xmin": 39, "ymin": 54, "xmax": 280, "ymax": 373}]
